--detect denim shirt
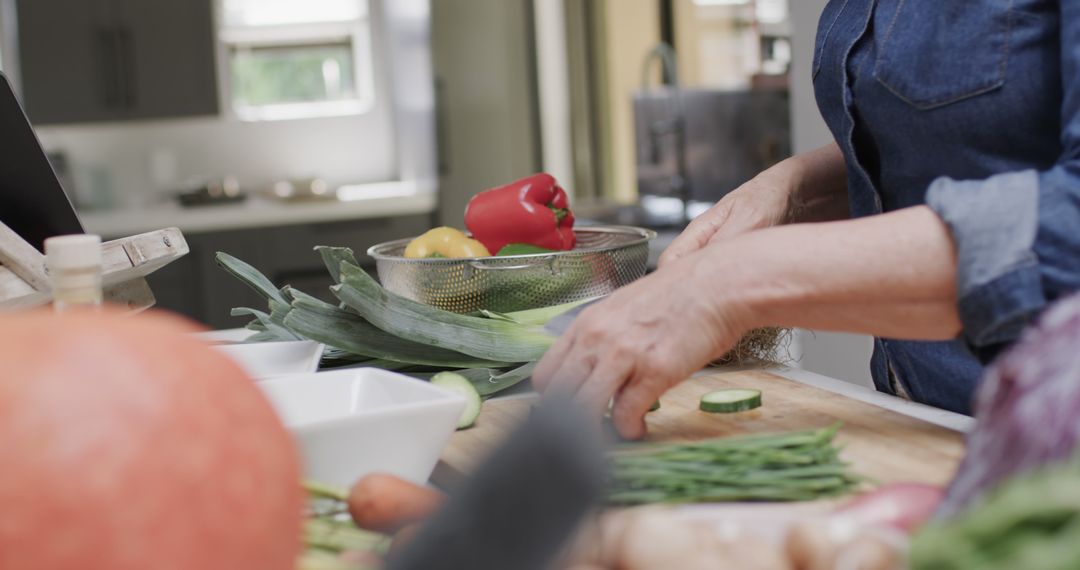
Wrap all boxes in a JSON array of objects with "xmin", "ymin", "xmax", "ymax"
[{"xmin": 813, "ymin": 0, "xmax": 1080, "ymax": 414}]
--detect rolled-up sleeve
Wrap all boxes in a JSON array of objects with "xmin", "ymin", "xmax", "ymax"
[
  {"xmin": 926, "ymin": 172, "xmax": 1047, "ymax": 353},
  {"xmin": 925, "ymin": 6, "xmax": 1080, "ymax": 359}
]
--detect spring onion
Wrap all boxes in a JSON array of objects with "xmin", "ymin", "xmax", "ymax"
[{"xmin": 607, "ymin": 424, "xmax": 860, "ymax": 505}]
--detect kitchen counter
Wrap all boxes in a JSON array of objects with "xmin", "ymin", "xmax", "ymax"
[
  {"xmin": 80, "ymin": 182, "xmax": 437, "ymax": 238},
  {"xmin": 204, "ymin": 327, "xmax": 972, "ymax": 495}
]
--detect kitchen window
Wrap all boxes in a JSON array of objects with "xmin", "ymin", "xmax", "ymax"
[{"xmin": 217, "ymin": 0, "xmax": 375, "ymax": 121}]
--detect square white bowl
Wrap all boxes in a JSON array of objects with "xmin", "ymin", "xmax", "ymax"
[
  {"xmin": 257, "ymin": 368, "xmax": 467, "ymax": 487},
  {"xmin": 212, "ymin": 340, "xmax": 324, "ymax": 381}
]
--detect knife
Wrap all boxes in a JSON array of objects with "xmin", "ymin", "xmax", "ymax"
[
  {"xmin": 543, "ymin": 298, "xmax": 604, "ymax": 337},
  {"xmin": 385, "ymin": 394, "xmax": 607, "ymax": 570}
]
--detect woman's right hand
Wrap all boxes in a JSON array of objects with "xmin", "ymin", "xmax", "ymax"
[{"xmin": 659, "ymin": 143, "xmax": 849, "ymax": 268}]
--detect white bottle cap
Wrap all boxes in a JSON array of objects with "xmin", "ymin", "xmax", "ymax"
[{"xmin": 45, "ymin": 234, "xmax": 102, "ymax": 270}]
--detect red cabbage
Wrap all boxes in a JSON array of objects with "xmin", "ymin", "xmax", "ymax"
[{"xmin": 937, "ymin": 292, "xmax": 1080, "ymax": 518}]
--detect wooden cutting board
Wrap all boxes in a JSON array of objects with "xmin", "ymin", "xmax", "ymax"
[{"xmin": 433, "ymin": 369, "xmax": 966, "ymax": 489}]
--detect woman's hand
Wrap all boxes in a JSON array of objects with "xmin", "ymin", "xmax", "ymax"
[
  {"xmin": 532, "ymin": 251, "xmax": 753, "ymax": 440},
  {"xmin": 659, "ymin": 143, "xmax": 849, "ymax": 268},
  {"xmin": 658, "ymin": 173, "xmax": 791, "ymax": 268}
]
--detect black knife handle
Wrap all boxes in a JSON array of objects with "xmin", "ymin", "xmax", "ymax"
[{"xmin": 387, "ymin": 395, "xmax": 607, "ymax": 570}]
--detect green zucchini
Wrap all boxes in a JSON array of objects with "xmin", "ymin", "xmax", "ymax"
[
  {"xmin": 699, "ymin": 389, "xmax": 762, "ymax": 413},
  {"xmin": 431, "ymin": 372, "xmax": 483, "ymax": 429},
  {"xmin": 411, "ymin": 362, "xmax": 535, "ymax": 398}
]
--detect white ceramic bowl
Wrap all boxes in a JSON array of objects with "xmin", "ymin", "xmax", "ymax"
[
  {"xmin": 257, "ymin": 368, "xmax": 467, "ymax": 487},
  {"xmin": 212, "ymin": 340, "xmax": 324, "ymax": 380}
]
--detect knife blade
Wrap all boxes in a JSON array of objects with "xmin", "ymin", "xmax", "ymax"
[
  {"xmin": 385, "ymin": 394, "xmax": 607, "ymax": 570},
  {"xmin": 543, "ymin": 298, "xmax": 603, "ymax": 337}
]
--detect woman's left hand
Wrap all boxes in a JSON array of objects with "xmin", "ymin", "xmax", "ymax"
[{"xmin": 531, "ymin": 251, "xmax": 751, "ymax": 439}]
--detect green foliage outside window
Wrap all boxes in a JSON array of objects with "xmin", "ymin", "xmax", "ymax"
[{"xmin": 231, "ymin": 43, "xmax": 357, "ymax": 107}]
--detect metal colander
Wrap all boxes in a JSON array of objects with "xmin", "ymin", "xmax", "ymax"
[{"xmin": 367, "ymin": 225, "xmax": 656, "ymax": 314}]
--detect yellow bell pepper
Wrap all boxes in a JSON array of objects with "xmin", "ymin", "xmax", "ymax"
[{"xmin": 404, "ymin": 227, "xmax": 492, "ymax": 258}]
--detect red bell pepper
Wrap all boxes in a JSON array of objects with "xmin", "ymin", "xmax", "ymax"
[{"xmin": 464, "ymin": 173, "xmax": 576, "ymax": 254}]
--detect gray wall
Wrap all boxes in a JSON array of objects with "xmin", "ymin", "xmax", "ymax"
[
  {"xmin": 430, "ymin": 0, "xmax": 541, "ymax": 227},
  {"xmin": 788, "ymin": 0, "xmax": 875, "ymax": 388}
]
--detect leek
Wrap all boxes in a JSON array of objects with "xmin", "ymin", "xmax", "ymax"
[
  {"xmin": 284, "ymin": 301, "xmax": 513, "ymax": 369},
  {"xmin": 230, "ymin": 307, "xmax": 299, "ymax": 341},
  {"xmin": 217, "ymin": 247, "xmax": 576, "ymax": 398},
  {"xmin": 333, "ymin": 261, "xmax": 555, "ymax": 363},
  {"xmin": 316, "ymin": 245, "xmax": 358, "ymax": 284},
  {"xmin": 215, "ymin": 252, "xmax": 288, "ymax": 305},
  {"xmin": 490, "ymin": 297, "xmax": 597, "ymax": 326}
]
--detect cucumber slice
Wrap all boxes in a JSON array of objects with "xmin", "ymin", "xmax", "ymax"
[
  {"xmin": 699, "ymin": 389, "xmax": 762, "ymax": 413},
  {"xmin": 431, "ymin": 372, "xmax": 482, "ymax": 429}
]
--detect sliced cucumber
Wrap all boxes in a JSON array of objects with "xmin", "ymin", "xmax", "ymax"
[
  {"xmin": 431, "ymin": 372, "xmax": 482, "ymax": 429},
  {"xmin": 699, "ymin": 389, "xmax": 762, "ymax": 413},
  {"xmin": 649, "ymin": 400, "xmax": 661, "ymax": 412}
]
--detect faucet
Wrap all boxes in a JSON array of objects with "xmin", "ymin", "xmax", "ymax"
[{"xmin": 640, "ymin": 43, "xmax": 691, "ymax": 225}]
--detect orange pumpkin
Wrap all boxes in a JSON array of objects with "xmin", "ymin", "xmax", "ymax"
[{"xmin": 0, "ymin": 309, "xmax": 302, "ymax": 570}]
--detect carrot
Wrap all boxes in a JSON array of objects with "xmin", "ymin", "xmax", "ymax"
[{"xmin": 346, "ymin": 473, "xmax": 445, "ymax": 533}]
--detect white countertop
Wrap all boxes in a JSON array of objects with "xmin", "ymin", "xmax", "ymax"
[{"xmin": 80, "ymin": 182, "xmax": 437, "ymax": 238}]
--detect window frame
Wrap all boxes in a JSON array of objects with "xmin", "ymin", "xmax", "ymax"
[
  {"xmin": 214, "ymin": 0, "xmax": 376, "ymax": 122},
  {"xmin": 212, "ymin": 0, "xmax": 439, "ymax": 197}
]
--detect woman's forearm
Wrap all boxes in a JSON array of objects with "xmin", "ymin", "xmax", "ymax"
[
  {"xmin": 767, "ymin": 301, "xmax": 961, "ymax": 339},
  {"xmin": 785, "ymin": 142, "xmax": 850, "ymax": 223},
  {"xmin": 704, "ymin": 206, "xmax": 962, "ymax": 339}
]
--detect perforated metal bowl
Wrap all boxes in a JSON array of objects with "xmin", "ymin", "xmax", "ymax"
[{"xmin": 367, "ymin": 226, "xmax": 656, "ymax": 314}]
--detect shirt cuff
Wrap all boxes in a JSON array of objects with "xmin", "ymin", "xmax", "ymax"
[{"xmin": 925, "ymin": 170, "xmax": 1046, "ymax": 354}]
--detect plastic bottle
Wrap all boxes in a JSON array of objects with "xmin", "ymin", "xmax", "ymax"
[{"xmin": 45, "ymin": 234, "xmax": 103, "ymax": 312}]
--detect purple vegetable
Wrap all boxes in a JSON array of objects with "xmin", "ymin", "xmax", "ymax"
[{"xmin": 937, "ymin": 292, "xmax": 1080, "ymax": 518}]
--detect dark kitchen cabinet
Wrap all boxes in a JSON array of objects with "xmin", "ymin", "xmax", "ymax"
[
  {"xmin": 16, "ymin": 0, "xmax": 218, "ymax": 125},
  {"xmin": 145, "ymin": 215, "xmax": 431, "ymax": 329}
]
